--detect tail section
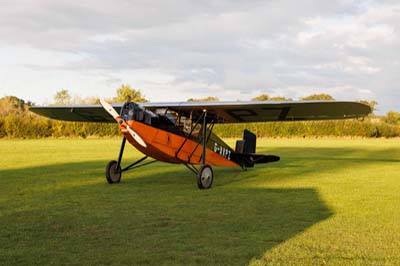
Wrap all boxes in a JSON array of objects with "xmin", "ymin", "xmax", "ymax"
[
  {"xmin": 232, "ymin": 129, "xmax": 280, "ymax": 168},
  {"xmin": 235, "ymin": 129, "xmax": 256, "ymax": 153}
]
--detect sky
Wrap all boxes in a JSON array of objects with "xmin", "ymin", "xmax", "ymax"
[{"xmin": 0, "ymin": 0, "xmax": 399, "ymax": 113}]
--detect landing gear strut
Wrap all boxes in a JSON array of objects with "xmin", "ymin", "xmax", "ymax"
[
  {"xmin": 183, "ymin": 109, "xmax": 214, "ymax": 190},
  {"xmin": 177, "ymin": 109, "xmax": 216, "ymax": 189},
  {"xmin": 197, "ymin": 109, "xmax": 213, "ymax": 189},
  {"xmin": 105, "ymin": 136, "xmax": 157, "ymax": 184}
]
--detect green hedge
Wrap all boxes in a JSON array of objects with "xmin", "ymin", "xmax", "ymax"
[
  {"xmin": 0, "ymin": 112, "xmax": 119, "ymax": 139},
  {"xmin": 1, "ymin": 114, "xmax": 399, "ymax": 139},
  {"xmin": 0, "ymin": 95, "xmax": 399, "ymax": 138},
  {"xmin": 213, "ymin": 119, "xmax": 400, "ymax": 138}
]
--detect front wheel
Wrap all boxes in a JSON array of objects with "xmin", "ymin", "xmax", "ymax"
[
  {"xmin": 197, "ymin": 165, "xmax": 213, "ymax": 189},
  {"xmin": 106, "ymin": 160, "xmax": 122, "ymax": 184}
]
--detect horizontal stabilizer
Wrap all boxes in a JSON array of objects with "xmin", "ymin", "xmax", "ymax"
[
  {"xmin": 231, "ymin": 153, "xmax": 280, "ymax": 168},
  {"xmin": 249, "ymin": 154, "xmax": 280, "ymax": 164}
]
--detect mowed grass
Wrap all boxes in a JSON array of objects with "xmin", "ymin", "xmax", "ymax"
[{"xmin": 0, "ymin": 138, "xmax": 399, "ymax": 266}]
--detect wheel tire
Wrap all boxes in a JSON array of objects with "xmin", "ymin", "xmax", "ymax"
[
  {"xmin": 106, "ymin": 160, "xmax": 122, "ymax": 184},
  {"xmin": 197, "ymin": 165, "xmax": 213, "ymax": 189}
]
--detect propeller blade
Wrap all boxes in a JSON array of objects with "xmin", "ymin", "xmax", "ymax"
[
  {"xmin": 126, "ymin": 126, "xmax": 147, "ymax": 148},
  {"xmin": 100, "ymin": 99, "xmax": 119, "ymax": 119},
  {"xmin": 100, "ymin": 99, "xmax": 147, "ymax": 148}
]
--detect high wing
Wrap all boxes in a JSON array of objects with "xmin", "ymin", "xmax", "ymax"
[
  {"xmin": 143, "ymin": 101, "xmax": 371, "ymax": 123},
  {"xmin": 30, "ymin": 100, "xmax": 371, "ymax": 123}
]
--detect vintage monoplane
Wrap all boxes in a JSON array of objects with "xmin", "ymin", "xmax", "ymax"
[{"xmin": 30, "ymin": 99, "xmax": 371, "ymax": 189}]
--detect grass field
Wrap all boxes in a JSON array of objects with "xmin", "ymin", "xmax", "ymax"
[{"xmin": 0, "ymin": 138, "xmax": 399, "ymax": 266}]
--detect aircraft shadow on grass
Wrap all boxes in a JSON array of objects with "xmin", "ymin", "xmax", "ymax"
[{"xmin": 1, "ymin": 146, "xmax": 397, "ymax": 265}]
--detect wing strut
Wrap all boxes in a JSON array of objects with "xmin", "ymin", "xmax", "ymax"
[
  {"xmin": 188, "ymin": 120, "xmax": 214, "ymax": 163},
  {"xmin": 174, "ymin": 111, "xmax": 205, "ymax": 158}
]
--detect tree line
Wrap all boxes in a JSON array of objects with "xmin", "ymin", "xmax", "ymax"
[{"xmin": 1, "ymin": 85, "xmax": 399, "ymax": 138}]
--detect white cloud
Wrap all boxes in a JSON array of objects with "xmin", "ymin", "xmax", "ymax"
[{"xmin": 0, "ymin": 0, "xmax": 399, "ymax": 113}]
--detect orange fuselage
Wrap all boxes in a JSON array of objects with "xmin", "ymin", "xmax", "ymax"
[{"xmin": 117, "ymin": 119, "xmax": 239, "ymax": 168}]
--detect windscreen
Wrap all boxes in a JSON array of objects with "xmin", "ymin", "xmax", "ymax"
[{"xmin": 120, "ymin": 102, "xmax": 137, "ymax": 121}]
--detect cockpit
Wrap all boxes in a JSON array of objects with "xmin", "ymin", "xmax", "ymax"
[
  {"xmin": 119, "ymin": 100, "xmax": 202, "ymax": 138},
  {"xmin": 120, "ymin": 101, "xmax": 156, "ymax": 124},
  {"xmin": 120, "ymin": 101, "xmax": 137, "ymax": 121}
]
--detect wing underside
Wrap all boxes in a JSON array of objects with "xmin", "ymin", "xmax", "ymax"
[
  {"xmin": 30, "ymin": 105, "xmax": 121, "ymax": 123},
  {"xmin": 30, "ymin": 101, "xmax": 371, "ymax": 123}
]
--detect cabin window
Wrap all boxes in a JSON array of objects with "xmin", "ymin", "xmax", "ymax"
[
  {"xmin": 180, "ymin": 116, "xmax": 201, "ymax": 136},
  {"xmin": 154, "ymin": 109, "xmax": 178, "ymax": 124}
]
